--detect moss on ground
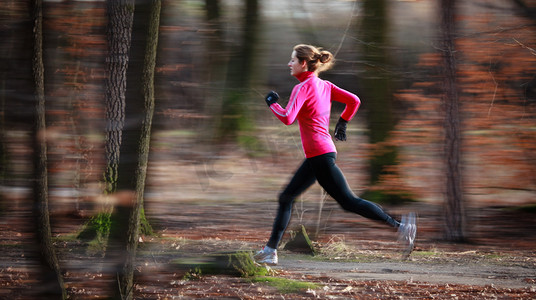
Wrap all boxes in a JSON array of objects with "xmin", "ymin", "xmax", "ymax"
[
  {"xmin": 173, "ymin": 251, "xmax": 269, "ymax": 278},
  {"xmin": 248, "ymin": 277, "xmax": 320, "ymax": 294}
]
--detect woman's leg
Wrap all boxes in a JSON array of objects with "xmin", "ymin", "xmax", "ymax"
[
  {"xmin": 309, "ymin": 153, "xmax": 399, "ymax": 228},
  {"xmin": 266, "ymin": 160, "xmax": 317, "ymax": 249}
]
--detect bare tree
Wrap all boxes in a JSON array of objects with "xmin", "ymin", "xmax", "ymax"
[
  {"xmin": 108, "ymin": 0, "xmax": 161, "ymax": 298},
  {"xmin": 104, "ymin": 0, "xmax": 135, "ymax": 195},
  {"xmin": 440, "ymin": 0, "xmax": 465, "ymax": 242},
  {"xmin": 30, "ymin": 0, "xmax": 66, "ymax": 297}
]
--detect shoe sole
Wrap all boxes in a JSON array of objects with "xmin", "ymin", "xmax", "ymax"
[{"xmin": 253, "ymin": 253, "xmax": 278, "ymax": 266}]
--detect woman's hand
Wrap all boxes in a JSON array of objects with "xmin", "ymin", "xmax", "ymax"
[
  {"xmin": 265, "ymin": 91, "xmax": 279, "ymax": 107},
  {"xmin": 334, "ymin": 117, "xmax": 348, "ymax": 141}
]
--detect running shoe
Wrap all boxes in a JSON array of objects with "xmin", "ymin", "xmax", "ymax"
[
  {"xmin": 398, "ymin": 212, "xmax": 417, "ymax": 258},
  {"xmin": 253, "ymin": 247, "xmax": 278, "ymax": 265}
]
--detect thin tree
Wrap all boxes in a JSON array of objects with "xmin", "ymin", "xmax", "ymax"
[
  {"xmin": 30, "ymin": 0, "xmax": 67, "ymax": 297},
  {"xmin": 440, "ymin": 0, "xmax": 465, "ymax": 241},
  {"xmin": 108, "ymin": 0, "xmax": 161, "ymax": 298}
]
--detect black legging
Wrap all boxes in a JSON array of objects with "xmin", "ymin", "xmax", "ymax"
[{"xmin": 267, "ymin": 152, "xmax": 399, "ymax": 249}]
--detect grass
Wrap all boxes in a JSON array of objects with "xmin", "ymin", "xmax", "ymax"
[
  {"xmin": 413, "ymin": 250, "xmax": 439, "ymax": 257},
  {"xmin": 248, "ymin": 276, "xmax": 320, "ymax": 294}
]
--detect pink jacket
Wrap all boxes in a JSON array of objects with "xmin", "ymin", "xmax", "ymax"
[{"xmin": 269, "ymin": 71, "xmax": 360, "ymax": 158}]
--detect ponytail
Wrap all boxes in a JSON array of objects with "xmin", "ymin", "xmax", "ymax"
[{"xmin": 293, "ymin": 44, "xmax": 334, "ymax": 73}]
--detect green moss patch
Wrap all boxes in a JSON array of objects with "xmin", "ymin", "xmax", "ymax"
[
  {"xmin": 248, "ymin": 277, "xmax": 320, "ymax": 294},
  {"xmin": 173, "ymin": 251, "xmax": 269, "ymax": 278}
]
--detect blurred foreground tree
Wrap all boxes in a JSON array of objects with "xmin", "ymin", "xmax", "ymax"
[
  {"xmin": 76, "ymin": 0, "xmax": 135, "ymax": 255},
  {"xmin": 202, "ymin": 0, "xmax": 226, "ymax": 144},
  {"xmin": 104, "ymin": 0, "xmax": 135, "ymax": 195},
  {"xmin": 216, "ymin": 0, "xmax": 259, "ymax": 149},
  {"xmin": 440, "ymin": 0, "xmax": 465, "ymax": 242},
  {"xmin": 359, "ymin": 0, "xmax": 409, "ymax": 204},
  {"xmin": 101, "ymin": 0, "xmax": 135, "ymax": 298},
  {"xmin": 107, "ymin": 0, "xmax": 161, "ymax": 298},
  {"xmin": 30, "ymin": 0, "xmax": 66, "ymax": 297}
]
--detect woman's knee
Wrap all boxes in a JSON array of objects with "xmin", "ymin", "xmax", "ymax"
[{"xmin": 278, "ymin": 193, "xmax": 295, "ymax": 206}]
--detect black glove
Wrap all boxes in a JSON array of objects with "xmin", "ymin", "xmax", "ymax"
[
  {"xmin": 334, "ymin": 117, "xmax": 348, "ymax": 141},
  {"xmin": 265, "ymin": 91, "xmax": 279, "ymax": 107}
]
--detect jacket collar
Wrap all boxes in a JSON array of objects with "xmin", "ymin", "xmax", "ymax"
[{"xmin": 294, "ymin": 71, "xmax": 316, "ymax": 82}]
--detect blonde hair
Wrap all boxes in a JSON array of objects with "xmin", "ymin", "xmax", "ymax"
[{"xmin": 293, "ymin": 44, "xmax": 334, "ymax": 73}]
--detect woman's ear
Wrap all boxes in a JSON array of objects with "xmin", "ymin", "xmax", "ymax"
[{"xmin": 301, "ymin": 60, "xmax": 308, "ymax": 71}]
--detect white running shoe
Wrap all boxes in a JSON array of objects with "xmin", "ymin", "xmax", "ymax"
[
  {"xmin": 253, "ymin": 247, "xmax": 278, "ymax": 265},
  {"xmin": 398, "ymin": 212, "xmax": 417, "ymax": 258}
]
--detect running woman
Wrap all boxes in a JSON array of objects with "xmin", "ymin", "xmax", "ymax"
[{"xmin": 254, "ymin": 44, "xmax": 416, "ymax": 265}]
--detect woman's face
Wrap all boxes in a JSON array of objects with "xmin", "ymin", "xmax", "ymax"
[{"xmin": 288, "ymin": 50, "xmax": 306, "ymax": 76}]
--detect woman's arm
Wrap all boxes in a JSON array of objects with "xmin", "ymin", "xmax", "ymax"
[
  {"xmin": 331, "ymin": 84, "xmax": 360, "ymax": 121},
  {"xmin": 269, "ymin": 83, "xmax": 308, "ymax": 125}
]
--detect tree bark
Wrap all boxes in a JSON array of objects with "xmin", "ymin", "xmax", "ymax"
[
  {"xmin": 104, "ymin": 0, "xmax": 135, "ymax": 195},
  {"xmin": 108, "ymin": 0, "xmax": 161, "ymax": 298},
  {"xmin": 102, "ymin": 1, "xmax": 135, "ymax": 298},
  {"xmin": 440, "ymin": 0, "xmax": 466, "ymax": 242},
  {"xmin": 30, "ymin": 0, "xmax": 66, "ymax": 297}
]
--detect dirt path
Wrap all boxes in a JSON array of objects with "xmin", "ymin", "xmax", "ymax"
[
  {"xmin": 277, "ymin": 255, "xmax": 536, "ymax": 289},
  {"xmin": 146, "ymin": 200, "xmax": 536, "ymax": 294},
  {"xmin": 2, "ymin": 200, "xmax": 536, "ymax": 298}
]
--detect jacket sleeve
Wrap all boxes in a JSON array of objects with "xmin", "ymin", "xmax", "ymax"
[
  {"xmin": 331, "ymin": 84, "xmax": 360, "ymax": 121},
  {"xmin": 269, "ymin": 85, "xmax": 306, "ymax": 125}
]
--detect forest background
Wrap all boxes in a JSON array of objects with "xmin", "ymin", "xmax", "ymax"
[{"xmin": 1, "ymin": 0, "xmax": 535, "ymax": 298}]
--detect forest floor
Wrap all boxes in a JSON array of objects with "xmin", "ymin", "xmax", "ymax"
[
  {"xmin": 1, "ymin": 200, "xmax": 535, "ymax": 299},
  {"xmin": 1, "ymin": 139, "xmax": 536, "ymax": 298}
]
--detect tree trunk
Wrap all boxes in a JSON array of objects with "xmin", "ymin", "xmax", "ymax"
[
  {"xmin": 102, "ymin": 0, "xmax": 135, "ymax": 298},
  {"xmin": 359, "ymin": 0, "xmax": 406, "ymax": 204},
  {"xmin": 104, "ymin": 0, "xmax": 135, "ymax": 195},
  {"xmin": 30, "ymin": 0, "xmax": 66, "ymax": 297},
  {"xmin": 137, "ymin": 0, "xmax": 160, "ymax": 237},
  {"xmin": 217, "ymin": 0, "xmax": 259, "ymax": 145},
  {"xmin": 108, "ymin": 0, "xmax": 161, "ymax": 298},
  {"xmin": 202, "ymin": 0, "xmax": 226, "ymax": 145},
  {"xmin": 440, "ymin": 0, "xmax": 465, "ymax": 242}
]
